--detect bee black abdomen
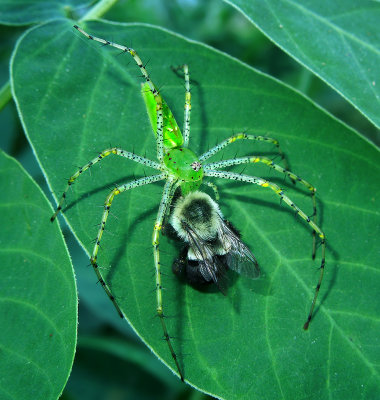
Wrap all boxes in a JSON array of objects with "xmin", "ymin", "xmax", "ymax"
[
  {"xmin": 185, "ymin": 260, "xmax": 213, "ymax": 285},
  {"xmin": 172, "ymin": 247, "xmax": 188, "ymax": 277},
  {"xmin": 172, "ymin": 248, "xmax": 211, "ymax": 286},
  {"xmin": 172, "ymin": 247, "xmax": 229, "ymax": 289}
]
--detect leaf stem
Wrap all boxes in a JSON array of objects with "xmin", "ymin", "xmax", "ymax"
[
  {"xmin": 80, "ymin": 0, "xmax": 119, "ymax": 21},
  {"xmin": 0, "ymin": 81, "xmax": 11, "ymax": 112}
]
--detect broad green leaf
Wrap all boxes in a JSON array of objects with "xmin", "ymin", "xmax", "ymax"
[
  {"xmin": 12, "ymin": 20, "xmax": 380, "ymax": 399},
  {"xmin": 0, "ymin": 0, "xmax": 89, "ymax": 25},
  {"xmin": 225, "ymin": 0, "xmax": 380, "ymax": 129},
  {"xmin": 0, "ymin": 151, "xmax": 77, "ymax": 400}
]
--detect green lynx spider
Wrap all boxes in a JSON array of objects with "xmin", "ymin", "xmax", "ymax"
[{"xmin": 51, "ymin": 25, "xmax": 326, "ymax": 381}]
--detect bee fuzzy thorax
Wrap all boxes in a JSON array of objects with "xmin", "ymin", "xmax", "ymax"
[{"xmin": 170, "ymin": 191, "xmax": 223, "ymax": 242}]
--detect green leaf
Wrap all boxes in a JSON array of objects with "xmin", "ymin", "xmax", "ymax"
[
  {"xmin": 0, "ymin": 151, "xmax": 77, "ymax": 400},
  {"xmin": 225, "ymin": 0, "xmax": 380, "ymax": 129},
  {"xmin": 12, "ymin": 20, "xmax": 380, "ymax": 399},
  {"xmin": 0, "ymin": 0, "xmax": 88, "ymax": 25}
]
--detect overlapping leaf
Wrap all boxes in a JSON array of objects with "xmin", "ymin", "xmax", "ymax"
[
  {"xmin": 0, "ymin": 151, "xmax": 77, "ymax": 400},
  {"xmin": 0, "ymin": 0, "xmax": 89, "ymax": 25},
  {"xmin": 225, "ymin": 0, "xmax": 380, "ymax": 129}
]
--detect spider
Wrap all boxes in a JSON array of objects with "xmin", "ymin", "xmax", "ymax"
[{"xmin": 51, "ymin": 25, "xmax": 326, "ymax": 382}]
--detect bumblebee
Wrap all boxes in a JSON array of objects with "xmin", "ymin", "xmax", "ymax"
[{"xmin": 169, "ymin": 191, "xmax": 260, "ymax": 293}]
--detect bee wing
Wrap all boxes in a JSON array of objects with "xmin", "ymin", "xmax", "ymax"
[
  {"xmin": 183, "ymin": 223, "xmax": 229, "ymax": 294},
  {"xmin": 224, "ymin": 251, "xmax": 260, "ymax": 280},
  {"xmin": 218, "ymin": 219, "xmax": 260, "ymax": 280}
]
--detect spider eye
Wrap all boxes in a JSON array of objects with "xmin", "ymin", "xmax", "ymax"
[{"xmin": 191, "ymin": 161, "xmax": 202, "ymax": 171}]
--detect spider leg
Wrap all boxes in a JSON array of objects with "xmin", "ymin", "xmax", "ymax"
[
  {"xmin": 199, "ymin": 133, "xmax": 293, "ymax": 177},
  {"xmin": 91, "ymin": 173, "xmax": 166, "ymax": 318},
  {"xmin": 50, "ymin": 147, "xmax": 161, "ymax": 221},
  {"xmin": 182, "ymin": 65, "xmax": 191, "ymax": 147},
  {"xmin": 171, "ymin": 64, "xmax": 191, "ymax": 147},
  {"xmin": 204, "ymin": 155, "xmax": 317, "ymax": 257},
  {"xmin": 203, "ymin": 181, "xmax": 220, "ymax": 201},
  {"xmin": 152, "ymin": 177, "xmax": 184, "ymax": 381},
  {"xmin": 204, "ymin": 169, "xmax": 325, "ymax": 330},
  {"xmin": 74, "ymin": 25, "xmax": 165, "ymax": 162}
]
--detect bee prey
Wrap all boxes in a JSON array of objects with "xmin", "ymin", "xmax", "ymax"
[{"xmin": 169, "ymin": 191, "xmax": 260, "ymax": 293}]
